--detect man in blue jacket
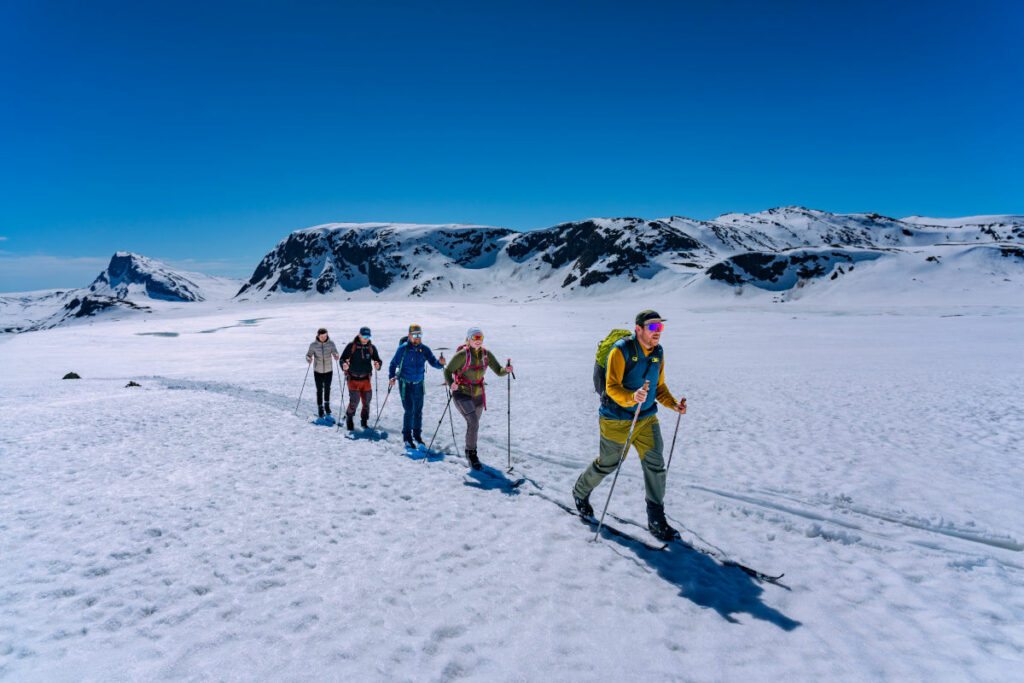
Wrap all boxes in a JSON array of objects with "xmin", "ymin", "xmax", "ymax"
[{"xmin": 389, "ymin": 324, "xmax": 446, "ymax": 449}]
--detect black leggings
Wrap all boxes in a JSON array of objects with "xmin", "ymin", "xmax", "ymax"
[{"xmin": 314, "ymin": 371, "xmax": 332, "ymax": 409}]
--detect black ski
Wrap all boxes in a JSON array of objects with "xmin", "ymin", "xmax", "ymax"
[
  {"xmin": 531, "ymin": 492, "xmax": 667, "ymax": 552},
  {"xmin": 608, "ymin": 512, "xmax": 784, "ymax": 583},
  {"xmin": 470, "ymin": 467, "xmax": 525, "ymax": 489}
]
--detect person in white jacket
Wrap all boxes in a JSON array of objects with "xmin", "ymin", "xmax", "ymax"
[{"xmin": 306, "ymin": 327, "xmax": 340, "ymax": 419}]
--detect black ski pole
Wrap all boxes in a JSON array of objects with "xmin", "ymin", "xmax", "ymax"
[
  {"xmin": 664, "ymin": 408, "xmax": 683, "ymax": 473},
  {"xmin": 425, "ymin": 387, "xmax": 455, "ymax": 462},
  {"xmin": 506, "ymin": 360, "xmax": 515, "ymax": 473},
  {"xmin": 369, "ymin": 381, "xmax": 392, "ymax": 434},
  {"xmin": 594, "ymin": 380, "xmax": 648, "ymax": 542},
  {"xmin": 447, "ymin": 387, "xmax": 459, "ymax": 457},
  {"xmin": 294, "ymin": 363, "xmax": 311, "ymax": 416},
  {"xmin": 339, "ymin": 360, "xmax": 348, "ymax": 423}
]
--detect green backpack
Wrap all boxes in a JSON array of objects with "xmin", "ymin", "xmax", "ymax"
[{"xmin": 593, "ymin": 329, "xmax": 635, "ymax": 397}]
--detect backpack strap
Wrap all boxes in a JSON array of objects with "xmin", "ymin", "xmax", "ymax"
[{"xmin": 452, "ymin": 345, "xmax": 489, "ymax": 409}]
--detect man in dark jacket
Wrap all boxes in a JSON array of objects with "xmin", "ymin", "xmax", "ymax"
[
  {"xmin": 341, "ymin": 326, "xmax": 383, "ymax": 431},
  {"xmin": 388, "ymin": 324, "xmax": 446, "ymax": 449}
]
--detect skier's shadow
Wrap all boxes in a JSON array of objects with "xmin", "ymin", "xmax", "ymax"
[
  {"xmin": 615, "ymin": 538, "xmax": 800, "ymax": 630},
  {"xmin": 463, "ymin": 463, "xmax": 522, "ymax": 497}
]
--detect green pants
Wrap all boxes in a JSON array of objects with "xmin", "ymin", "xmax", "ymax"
[{"xmin": 573, "ymin": 415, "xmax": 667, "ymax": 507}]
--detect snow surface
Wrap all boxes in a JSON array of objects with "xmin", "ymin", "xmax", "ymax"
[{"xmin": 2, "ymin": 298, "xmax": 1023, "ymax": 681}]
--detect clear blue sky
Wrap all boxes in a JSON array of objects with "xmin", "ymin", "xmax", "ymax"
[{"xmin": 1, "ymin": 0, "xmax": 1021, "ymax": 290}]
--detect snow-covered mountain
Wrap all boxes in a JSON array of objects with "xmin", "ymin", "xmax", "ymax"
[
  {"xmin": 236, "ymin": 208, "xmax": 1024, "ymax": 301},
  {"xmin": 236, "ymin": 223, "xmax": 516, "ymax": 298},
  {"xmin": 89, "ymin": 251, "xmax": 237, "ymax": 302},
  {"xmin": 1, "ymin": 252, "xmax": 242, "ymax": 333}
]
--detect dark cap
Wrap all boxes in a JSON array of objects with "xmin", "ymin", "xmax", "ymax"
[
  {"xmin": 317, "ymin": 327, "xmax": 328, "ymax": 335},
  {"xmin": 635, "ymin": 310, "xmax": 666, "ymax": 326},
  {"xmin": 359, "ymin": 326, "xmax": 371, "ymax": 337}
]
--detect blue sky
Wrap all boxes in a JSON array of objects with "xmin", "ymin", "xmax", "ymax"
[{"xmin": 1, "ymin": 0, "xmax": 1021, "ymax": 291}]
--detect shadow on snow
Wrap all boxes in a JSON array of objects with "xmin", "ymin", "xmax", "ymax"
[{"xmin": 595, "ymin": 526, "xmax": 801, "ymax": 631}]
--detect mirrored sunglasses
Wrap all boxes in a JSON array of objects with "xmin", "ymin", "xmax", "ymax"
[
  {"xmin": 645, "ymin": 322, "xmax": 664, "ymax": 332},
  {"xmin": 470, "ymin": 334, "xmax": 484, "ymax": 341},
  {"xmin": 410, "ymin": 333, "xmax": 422, "ymax": 338}
]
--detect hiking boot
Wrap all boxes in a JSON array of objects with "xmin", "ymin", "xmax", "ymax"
[
  {"xmin": 346, "ymin": 415, "xmax": 355, "ymax": 431},
  {"xmin": 403, "ymin": 433, "xmax": 415, "ymax": 450},
  {"xmin": 646, "ymin": 500, "xmax": 681, "ymax": 542},
  {"xmin": 317, "ymin": 405, "xmax": 325, "ymax": 419},
  {"xmin": 325, "ymin": 406, "xmax": 332, "ymax": 416},
  {"xmin": 360, "ymin": 417, "xmax": 369, "ymax": 429},
  {"xmin": 466, "ymin": 449, "xmax": 482, "ymax": 470},
  {"xmin": 573, "ymin": 492, "xmax": 594, "ymax": 519}
]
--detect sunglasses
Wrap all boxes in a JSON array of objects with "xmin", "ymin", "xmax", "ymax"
[
  {"xmin": 410, "ymin": 333, "xmax": 422, "ymax": 338},
  {"xmin": 469, "ymin": 334, "xmax": 484, "ymax": 341},
  {"xmin": 644, "ymin": 322, "xmax": 664, "ymax": 332}
]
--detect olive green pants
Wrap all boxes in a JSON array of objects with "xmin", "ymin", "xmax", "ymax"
[{"xmin": 573, "ymin": 414, "xmax": 666, "ymax": 507}]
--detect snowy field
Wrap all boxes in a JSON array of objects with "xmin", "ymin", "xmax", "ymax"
[{"xmin": 1, "ymin": 298, "xmax": 1023, "ymax": 681}]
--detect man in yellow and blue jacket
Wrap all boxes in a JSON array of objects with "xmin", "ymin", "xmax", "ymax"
[{"xmin": 573, "ymin": 310, "xmax": 687, "ymax": 541}]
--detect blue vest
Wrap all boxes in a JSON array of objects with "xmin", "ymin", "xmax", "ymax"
[{"xmin": 599, "ymin": 337, "xmax": 663, "ymax": 421}]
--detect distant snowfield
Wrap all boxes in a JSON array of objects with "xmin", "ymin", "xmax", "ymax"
[{"xmin": 1, "ymin": 299, "xmax": 1022, "ymax": 681}]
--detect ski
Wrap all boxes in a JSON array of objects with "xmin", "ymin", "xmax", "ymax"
[
  {"xmin": 345, "ymin": 427, "xmax": 388, "ymax": 441},
  {"xmin": 531, "ymin": 492, "xmax": 667, "ymax": 552},
  {"xmin": 608, "ymin": 512, "xmax": 784, "ymax": 583},
  {"xmin": 403, "ymin": 443, "xmax": 444, "ymax": 460},
  {"xmin": 465, "ymin": 464, "xmax": 525, "ymax": 489}
]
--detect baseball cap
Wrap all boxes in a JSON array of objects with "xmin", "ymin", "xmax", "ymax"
[{"xmin": 359, "ymin": 326, "xmax": 371, "ymax": 337}]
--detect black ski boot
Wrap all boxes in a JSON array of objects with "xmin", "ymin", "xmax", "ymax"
[
  {"xmin": 317, "ymin": 404, "xmax": 325, "ymax": 419},
  {"xmin": 360, "ymin": 417, "xmax": 369, "ymax": 430},
  {"xmin": 325, "ymin": 405, "xmax": 332, "ymax": 417},
  {"xmin": 466, "ymin": 449, "xmax": 482, "ymax": 470},
  {"xmin": 573, "ymin": 492, "xmax": 594, "ymax": 519},
  {"xmin": 646, "ymin": 500, "xmax": 681, "ymax": 542},
  {"xmin": 346, "ymin": 415, "xmax": 355, "ymax": 431},
  {"xmin": 403, "ymin": 432, "xmax": 415, "ymax": 450},
  {"xmin": 413, "ymin": 431, "xmax": 426, "ymax": 449}
]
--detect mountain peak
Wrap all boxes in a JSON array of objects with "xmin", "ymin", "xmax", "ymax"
[{"xmin": 89, "ymin": 252, "xmax": 207, "ymax": 302}]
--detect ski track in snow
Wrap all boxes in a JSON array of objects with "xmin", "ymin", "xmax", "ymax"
[{"xmin": 1, "ymin": 300, "xmax": 1023, "ymax": 680}]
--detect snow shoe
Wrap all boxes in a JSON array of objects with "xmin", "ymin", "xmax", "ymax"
[
  {"xmin": 573, "ymin": 492, "xmax": 595, "ymax": 519},
  {"xmin": 346, "ymin": 415, "xmax": 355, "ymax": 431},
  {"xmin": 646, "ymin": 500, "xmax": 681, "ymax": 542},
  {"xmin": 466, "ymin": 449, "xmax": 482, "ymax": 471}
]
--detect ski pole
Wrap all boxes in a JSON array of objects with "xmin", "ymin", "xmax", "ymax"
[
  {"xmin": 334, "ymin": 359, "xmax": 346, "ymax": 430},
  {"xmin": 664, "ymin": 408, "xmax": 683, "ymax": 473},
  {"xmin": 369, "ymin": 382, "xmax": 392, "ymax": 434},
  {"xmin": 294, "ymin": 362, "xmax": 311, "ymax": 415},
  {"xmin": 506, "ymin": 359, "xmax": 514, "ymax": 473},
  {"xmin": 374, "ymin": 370, "xmax": 379, "ymax": 419},
  {"xmin": 594, "ymin": 380, "xmax": 648, "ymax": 542},
  {"xmin": 447, "ymin": 387, "xmax": 459, "ymax": 456},
  {"xmin": 425, "ymin": 387, "xmax": 455, "ymax": 462},
  {"xmin": 425, "ymin": 387, "xmax": 454, "ymax": 462}
]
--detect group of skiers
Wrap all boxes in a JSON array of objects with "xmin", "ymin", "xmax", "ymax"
[{"xmin": 304, "ymin": 309, "xmax": 687, "ymax": 542}]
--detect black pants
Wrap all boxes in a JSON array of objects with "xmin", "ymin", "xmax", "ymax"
[{"xmin": 314, "ymin": 371, "xmax": 332, "ymax": 410}]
